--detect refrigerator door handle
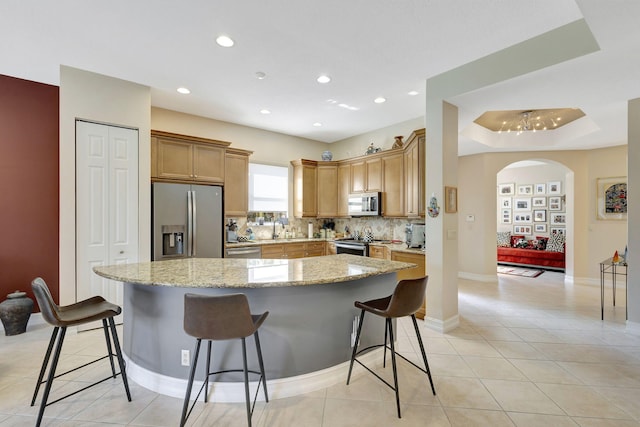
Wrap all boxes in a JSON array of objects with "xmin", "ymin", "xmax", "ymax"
[
  {"xmin": 187, "ymin": 190, "xmax": 193, "ymax": 257},
  {"xmin": 191, "ymin": 190, "xmax": 197, "ymax": 257}
]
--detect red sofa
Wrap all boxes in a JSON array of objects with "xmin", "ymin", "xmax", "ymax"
[{"xmin": 497, "ymin": 247, "xmax": 565, "ymax": 271}]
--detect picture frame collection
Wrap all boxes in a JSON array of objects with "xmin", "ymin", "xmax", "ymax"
[{"xmin": 498, "ymin": 181, "xmax": 565, "ymax": 236}]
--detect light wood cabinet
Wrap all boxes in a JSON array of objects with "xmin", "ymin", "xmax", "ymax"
[
  {"xmin": 337, "ymin": 163, "xmax": 351, "ymax": 217},
  {"xmin": 224, "ymin": 148, "xmax": 252, "ymax": 217},
  {"xmin": 151, "ymin": 130, "xmax": 230, "ymax": 184},
  {"xmin": 350, "ymin": 156, "xmax": 382, "ymax": 193},
  {"xmin": 325, "ymin": 241, "xmax": 337, "ymax": 255},
  {"xmin": 316, "ymin": 162, "xmax": 338, "ymax": 218},
  {"xmin": 391, "ymin": 250, "xmax": 427, "ymax": 319},
  {"xmin": 368, "ymin": 244, "xmax": 388, "ymax": 259},
  {"xmin": 291, "ymin": 160, "xmax": 317, "ymax": 218},
  {"xmin": 382, "ymin": 150, "xmax": 404, "ymax": 217},
  {"xmin": 261, "ymin": 241, "xmax": 324, "ymax": 259},
  {"xmin": 404, "ymin": 129, "xmax": 425, "ymax": 217}
]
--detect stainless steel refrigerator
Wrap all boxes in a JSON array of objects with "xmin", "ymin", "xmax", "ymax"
[{"xmin": 152, "ymin": 183, "xmax": 223, "ymax": 260}]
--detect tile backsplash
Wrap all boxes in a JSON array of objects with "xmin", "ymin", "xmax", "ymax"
[{"xmin": 228, "ymin": 216, "xmax": 425, "ymax": 241}]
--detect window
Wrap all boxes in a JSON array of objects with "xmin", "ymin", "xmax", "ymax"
[{"xmin": 248, "ymin": 163, "xmax": 288, "ymax": 213}]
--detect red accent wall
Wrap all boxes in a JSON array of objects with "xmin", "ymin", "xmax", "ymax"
[{"xmin": 0, "ymin": 74, "xmax": 59, "ymax": 308}]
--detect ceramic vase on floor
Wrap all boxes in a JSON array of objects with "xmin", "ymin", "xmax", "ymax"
[{"xmin": 0, "ymin": 290, "xmax": 34, "ymax": 335}]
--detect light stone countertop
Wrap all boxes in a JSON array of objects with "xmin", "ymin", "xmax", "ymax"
[
  {"xmin": 226, "ymin": 238, "xmax": 426, "ymax": 255},
  {"xmin": 93, "ymin": 254, "xmax": 415, "ymax": 289}
]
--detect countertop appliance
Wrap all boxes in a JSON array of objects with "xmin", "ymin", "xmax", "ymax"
[
  {"xmin": 405, "ymin": 223, "xmax": 426, "ymax": 249},
  {"xmin": 347, "ymin": 192, "xmax": 381, "ymax": 216},
  {"xmin": 225, "ymin": 246, "xmax": 262, "ymax": 259},
  {"xmin": 152, "ymin": 182, "xmax": 223, "ymax": 260}
]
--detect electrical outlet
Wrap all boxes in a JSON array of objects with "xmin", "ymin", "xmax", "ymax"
[{"xmin": 181, "ymin": 349, "xmax": 190, "ymax": 366}]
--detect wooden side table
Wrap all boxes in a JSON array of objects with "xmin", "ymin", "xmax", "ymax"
[{"xmin": 599, "ymin": 257, "xmax": 628, "ymax": 320}]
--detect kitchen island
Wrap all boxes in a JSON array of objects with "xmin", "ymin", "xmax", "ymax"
[{"xmin": 93, "ymin": 254, "xmax": 415, "ymax": 401}]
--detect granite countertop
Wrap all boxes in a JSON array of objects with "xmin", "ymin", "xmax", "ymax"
[
  {"xmin": 93, "ymin": 254, "xmax": 415, "ymax": 289},
  {"xmin": 226, "ymin": 238, "xmax": 426, "ymax": 255}
]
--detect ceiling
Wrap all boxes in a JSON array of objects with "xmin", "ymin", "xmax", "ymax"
[{"xmin": 1, "ymin": 1, "xmax": 638, "ymax": 156}]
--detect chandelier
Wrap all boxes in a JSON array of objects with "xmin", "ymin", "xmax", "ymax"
[{"xmin": 498, "ymin": 110, "xmax": 560, "ymax": 135}]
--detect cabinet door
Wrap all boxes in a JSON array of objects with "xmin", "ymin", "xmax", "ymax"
[
  {"xmin": 262, "ymin": 244, "xmax": 285, "ymax": 259},
  {"xmin": 391, "ymin": 251, "xmax": 426, "ymax": 319},
  {"xmin": 224, "ymin": 152, "xmax": 249, "ymax": 216},
  {"xmin": 404, "ymin": 139, "xmax": 421, "ymax": 217},
  {"xmin": 156, "ymin": 138, "xmax": 193, "ymax": 181},
  {"xmin": 382, "ymin": 152, "xmax": 404, "ymax": 217},
  {"xmin": 325, "ymin": 241, "xmax": 337, "ymax": 255},
  {"xmin": 365, "ymin": 157, "xmax": 382, "ymax": 192},
  {"xmin": 317, "ymin": 164, "xmax": 338, "ymax": 218},
  {"xmin": 417, "ymin": 135, "xmax": 426, "ymax": 217},
  {"xmin": 304, "ymin": 241, "xmax": 325, "ymax": 257},
  {"xmin": 292, "ymin": 160, "xmax": 317, "ymax": 218},
  {"xmin": 193, "ymin": 144, "xmax": 225, "ymax": 183},
  {"xmin": 350, "ymin": 160, "xmax": 366, "ymax": 193},
  {"xmin": 284, "ymin": 243, "xmax": 306, "ymax": 259},
  {"xmin": 369, "ymin": 245, "xmax": 387, "ymax": 259},
  {"xmin": 337, "ymin": 163, "xmax": 351, "ymax": 217}
]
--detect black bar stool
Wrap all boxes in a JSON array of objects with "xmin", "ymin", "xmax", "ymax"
[
  {"xmin": 346, "ymin": 276, "xmax": 436, "ymax": 418},
  {"xmin": 30, "ymin": 277, "xmax": 132, "ymax": 427},
  {"xmin": 180, "ymin": 293, "xmax": 269, "ymax": 427}
]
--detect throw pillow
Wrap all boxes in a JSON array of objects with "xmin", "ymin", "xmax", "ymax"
[
  {"xmin": 515, "ymin": 238, "xmax": 529, "ymax": 249},
  {"xmin": 534, "ymin": 237, "xmax": 548, "ymax": 250},
  {"xmin": 547, "ymin": 233, "xmax": 565, "ymax": 252},
  {"xmin": 510, "ymin": 235, "xmax": 525, "ymax": 247},
  {"xmin": 497, "ymin": 232, "xmax": 511, "ymax": 247}
]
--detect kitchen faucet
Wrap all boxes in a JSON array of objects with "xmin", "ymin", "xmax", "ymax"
[{"xmin": 272, "ymin": 216, "xmax": 289, "ymax": 240}]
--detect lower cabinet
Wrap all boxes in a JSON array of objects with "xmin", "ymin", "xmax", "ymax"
[
  {"xmin": 262, "ymin": 241, "xmax": 325, "ymax": 259},
  {"xmin": 325, "ymin": 241, "xmax": 337, "ymax": 255},
  {"xmin": 368, "ymin": 244, "xmax": 388, "ymax": 259},
  {"xmin": 391, "ymin": 251, "xmax": 427, "ymax": 319}
]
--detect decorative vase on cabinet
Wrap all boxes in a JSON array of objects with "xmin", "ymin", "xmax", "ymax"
[{"xmin": 322, "ymin": 150, "xmax": 333, "ymax": 161}]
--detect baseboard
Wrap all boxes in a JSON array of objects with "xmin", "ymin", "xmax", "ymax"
[
  {"xmin": 124, "ymin": 348, "xmax": 384, "ymax": 402},
  {"xmin": 424, "ymin": 314, "xmax": 459, "ymax": 333},
  {"xmin": 458, "ymin": 271, "xmax": 498, "ymax": 282}
]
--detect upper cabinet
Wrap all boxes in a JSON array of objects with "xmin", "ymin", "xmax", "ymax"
[
  {"xmin": 291, "ymin": 159, "xmax": 318, "ymax": 218},
  {"xmin": 224, "ymin": 148, "xmax": 253, "ymax": 217},
  {"xmin": 404, "ymin": 129, "xmax": 425, "ymax": 217},
  {"xmin": 337, "ymin": 163, "xmax": 351, "ymax": 217},
  {"xmin": 381, "ymin": 150, "xmax": 404, "ymax": 217},
  {"xmin": 316, "ymin": 162, "xmax": 339, "ymax": 218},
  {"xmin": 350, "ymin": 156, "xmax": 382, "ymax": 193},
  {"xmin": 151, "ymin": 130, "xmax": 229, "ymax": 184}
]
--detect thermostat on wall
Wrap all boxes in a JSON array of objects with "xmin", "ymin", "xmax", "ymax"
[{"xmin": 466, "ymin": 215, "xmax": 475, "ymax": 222}]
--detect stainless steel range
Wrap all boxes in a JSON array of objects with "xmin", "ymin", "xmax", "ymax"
[{"xmin": 334, "ymin": 239, "xmax": 369, "ymax": 256}]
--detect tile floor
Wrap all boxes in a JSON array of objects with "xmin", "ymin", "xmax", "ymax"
[{"xmin": 1, "ymin": 271, "xmax": 639, "ymax": 426}]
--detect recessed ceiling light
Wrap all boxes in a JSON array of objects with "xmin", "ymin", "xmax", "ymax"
[
  {"xmin": 255, "ymin": 71, "xmax": 266, "ymax": 80},
  {"xmin": 374, "ymin": 97, "xmax": 386, "ymax": 104},
  {"xmin": 216, "ymin": 35, "xmax": 234, "ymax": 47},
  {"xmin": 408, "ymin": 91, "xmax": 419, "ymax": 96},
  {"xmin": 313, "ymin": 122, "xmax": 322, "ymax": 127},
  {"xmin": 317, "ymin": 75, "xmax": 331, "ymax": 84},
  {"xmin": 177, "ymin": 87, "xmax": 191, "ymax": 95},
  {"xmin": 260, "ymin": 109, "xmax": 271, "ymax": 115}
]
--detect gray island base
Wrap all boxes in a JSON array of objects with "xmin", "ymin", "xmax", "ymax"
[{"xmin": 94, "ymin": 254, "xmax": 416, "ymax": 401}]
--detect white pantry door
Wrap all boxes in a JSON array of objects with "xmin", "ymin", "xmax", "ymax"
[{"xmin": 76, "ymin": 121, "xmax": 138, "ymax": 329}]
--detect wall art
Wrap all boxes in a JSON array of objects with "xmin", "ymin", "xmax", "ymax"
[{"xmin": 596, "ymin": 176, "xmax": 627, "ymax": 220}]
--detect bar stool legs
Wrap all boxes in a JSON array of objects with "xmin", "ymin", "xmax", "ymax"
[{"xmin": 179, "ymin": 330, "xmax": 269, "ymax": 427}]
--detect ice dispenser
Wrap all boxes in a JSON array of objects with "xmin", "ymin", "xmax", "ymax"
[{"xmin": 162, "ymin": 225, "xmax": 185, "ymax": 257}]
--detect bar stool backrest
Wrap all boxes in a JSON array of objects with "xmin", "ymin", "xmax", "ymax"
[
  {"xmin": 31, "ymin": 277, "xmax": 63, "ymax": 327},
  {"xmin": 385, "ymin": 276, "xmax": 428, "ymax": 318},
  {"xmin": 184, "ymin": 293, "xmax": 256, "ymax": 340}
]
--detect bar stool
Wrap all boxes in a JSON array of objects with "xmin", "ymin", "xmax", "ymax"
[
  {"xmin": 180, "ymin": 293, "xmax": 269, "ymax": 427},
  {"xmin": 30, "ymin": 277, "xmax": 131, "ymax": 427},
  {"xmin": 346, "ymin": 276, "xmax": 436, "ymax": 418}
]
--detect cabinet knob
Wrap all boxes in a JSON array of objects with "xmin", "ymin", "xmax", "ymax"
[{"xmin": 119, "ymin": 250, "xmax": 124, "ymax": 254}]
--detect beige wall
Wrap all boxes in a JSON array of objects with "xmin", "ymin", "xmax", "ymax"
[
  {"xmin": 330, "ymin": 117, "xmax": 424, "ymax": 160},
  {"xmin": 458, "ymin": 146, "xmax": 627, "ymax": 283},
  {"xmin": 151, "ymin": 107, "xmax": 327, "ymax": 166},
  {"xmin": 59, "ymin": 66, "xmax": 151, "ymax": 305}
]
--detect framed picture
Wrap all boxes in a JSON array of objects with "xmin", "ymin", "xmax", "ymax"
[
  {"xmin": 518, "ymin": 184, "xmax": 534, "ymax": 195},
  {"xmin": 547, "ymin": 181, "xmax": 562, "ymax": 194},
  {"xmin": 532, "ymin": 197, "xmax": 547, "ymax": 207},
  {"xmin": 550, "ymin": 213, "xmax": 566, "ymax": 225},
  {"xmin": 596, "ymin": 176, "xmax": 627, "ymax": 220},
  {"xmin": 513, "ymin": 225, "xmax": 532, "ymax": 235},
  {"xmin": 548, "ymin": 196, "xmax": 562, "ymax": 211},
  {"xmin": 445, "ymin": 186, "xmax": 457, "ymax": 213},
  {"xmin": 498, "ymin": 183, "xmax": 515, "ymax": 196},
  {"xmin": 551, "ymin": 227, "xmax": 566, "ymax": 235},
  {"xmin": 500, "ymin": 197, "xmax": 512, "ymax": 209},
  {"xmin": 513, "ymin": 212, "xmax": 532, "ymax": 223},
  {"xmin": 513, "ymin": 197, "xmax": 531, "ymax": 211},
  {"xmin": 533, "ymin": 209, "xmax": 547, "ymax": 222},
  {"xmin": 501, "ymin": 209, "xmax": 512, "ymax": 224},
  {"xmin": 534, "ymin": 224, "xmax": 547, "ymax": 233},
  {"xmin": 534, "ymin": 183, "xmax": 546, "ymax": 195}
]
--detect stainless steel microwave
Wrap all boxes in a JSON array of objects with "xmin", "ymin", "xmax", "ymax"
[{"xmin": 348, "ymin": 192, "xmax": 381, "ymax": 216}]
